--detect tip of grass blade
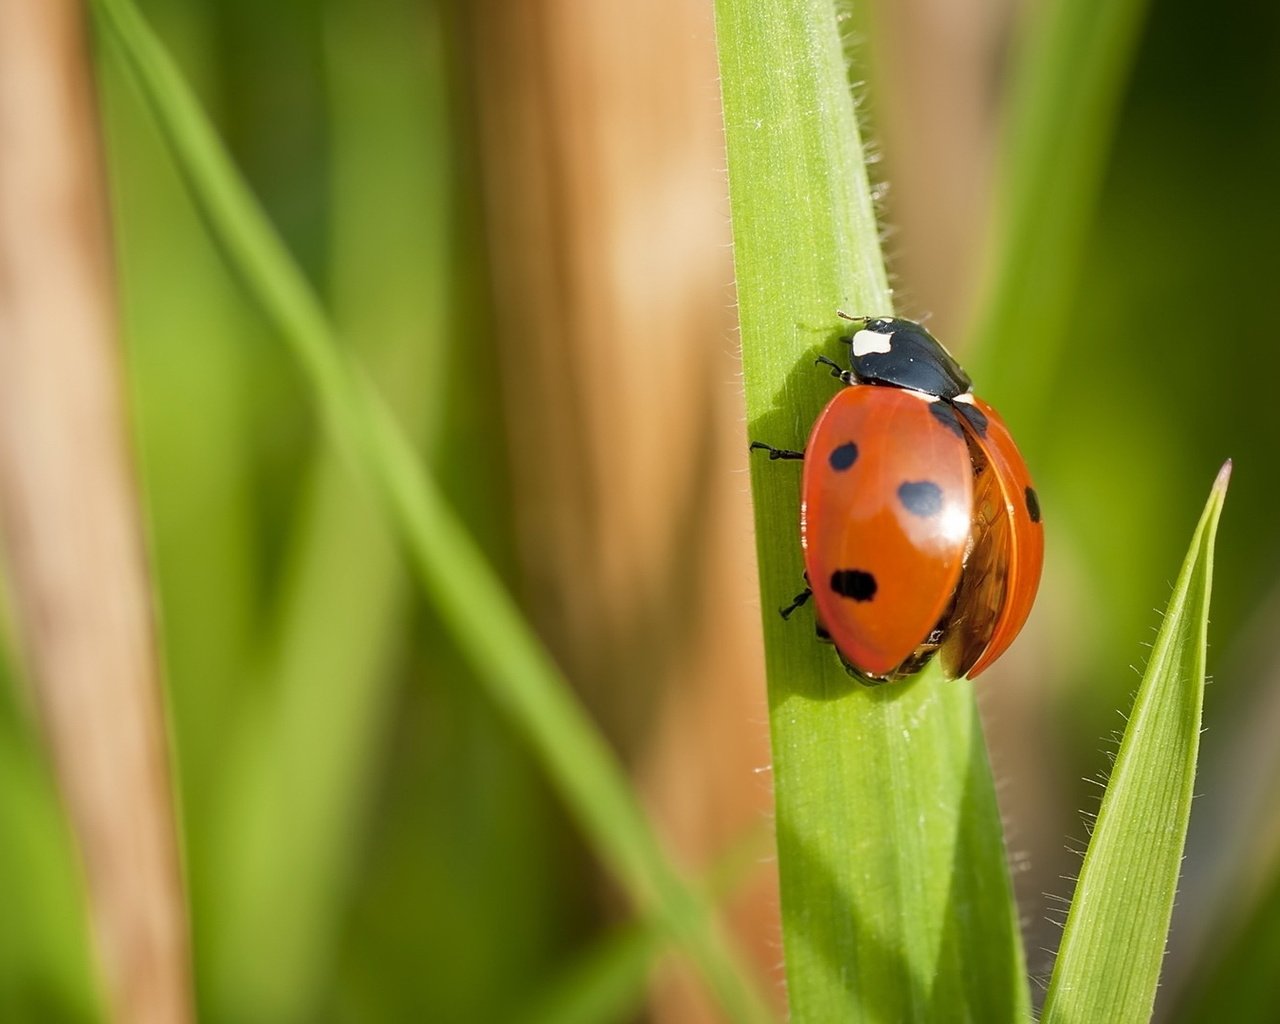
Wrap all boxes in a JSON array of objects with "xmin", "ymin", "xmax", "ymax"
[
  {"xmin": 1214, "ymin": 458, "xmax": 1233, "ymax": 493},
  {"xmin": 1042, "ymin": 460, "xmax": 1229, "ymax": 1024}
]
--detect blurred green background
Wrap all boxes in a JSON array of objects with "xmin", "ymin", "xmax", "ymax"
[{"xmin": 2, "ymin": 0, "xmax": 1280, "ymax": 1020}]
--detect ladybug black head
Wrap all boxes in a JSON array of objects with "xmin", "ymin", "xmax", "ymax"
[{"xmin": 840, "ymin": 316, "xmax": 972, "ymax": 401}]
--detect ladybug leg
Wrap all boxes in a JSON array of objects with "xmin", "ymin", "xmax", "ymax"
[
  {"xmin": 779, "ymin": 587, "xmax": 812, "ymax": 619},
  {"xmin": 749, "ymin": 441, "xmax": 804, "ymax": 461},
  {"xmin": 814, "ymin": 354, "xmax": 854, "ymax": 384}
]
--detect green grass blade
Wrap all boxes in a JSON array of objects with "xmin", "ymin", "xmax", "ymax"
[
  {"xmin": 1043, "ymin": 462, "xmax": 1231, "ymax": 1024},
  {"xmin": 517, "ymin": 924, "xmax": 661, "ymax": 1024},
  {"xmin": 90, "ymin": 1, "xmax": 772, "ymax": 1020},
  {"xmin": 205, "ymin": 3, "xmax": 453, "ymax": 1018},
  {"xmin": 969, "ymin": 0, "xmax": 1151, "ymax": 416},
  {"xmin": 517, "ymin": 824, "xmax": 773, "ymax": 1024},
  {"xmin": 716, "ymin": 1, "xmax": 1027, "ymax": 1020}
]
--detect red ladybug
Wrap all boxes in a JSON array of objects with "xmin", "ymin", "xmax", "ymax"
[{"xmin": 751, "ymin": 315, "xmax": 1043, "ymax": 683}]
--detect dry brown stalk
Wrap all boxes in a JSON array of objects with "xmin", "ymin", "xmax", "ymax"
[{"xmin": 0, "ymin": 2, "xmax": 193, "ymax": 1021}]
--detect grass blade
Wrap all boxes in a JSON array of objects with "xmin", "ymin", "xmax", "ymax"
[
  {"xmin": 89, "ymin": 1, "xmax": 772, "ymax": 1019},
  {"xmin": 716, "ymin": 1, "xmax": 1027, "ymax": 1019},
  {"xmin": 517, "ymin": 825, "xmax": 772, "ymax": 1024},
  {"xmin": 205, "ymin": 4, "xmax": 455, "ymax": 1018},
  {"xmin": 517, "ymin": 924, "xmax": 661, "ymax": 1024},
  {"xmin": 969, "ymin": 0, "xmax": 1151, "ymax": 419},
  {"xmin": 1043, "ymin": 462, "xmax": 1231, "ymax": 1023}
]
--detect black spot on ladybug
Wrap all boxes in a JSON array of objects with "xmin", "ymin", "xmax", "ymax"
[
  {"xmin": 929, "ymin": 401, "xmax": 965, "ymax": 439},
  {"xmin": 1025, "ymin": 486, "xmax": 1042, "ymax": 524},
  {"xmin": 898, "ymin": 481, "xmax": 944, "ymax": 517},
  {"xmin": 829, "ymin": 441, "xmax": 858, "ymax": 471},
  {"xmin": 957, "ymin": 402, "xmax": 988, "ymax": 437},
  {"xmin": 830, "ymin": 569, "xmax": 877, "ymax": 602}
]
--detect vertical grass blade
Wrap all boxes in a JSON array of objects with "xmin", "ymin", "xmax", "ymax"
[
  {"xmin": 1043, "ymin": 462, "xmax": 1231, "ymax": 1023},
  {"xmin": 90, "ymin": 0, "xmax": 773, "ymax": 1019},
  {"xmin": 205, "ymin": 3, "xmax": 454, "ymax": 1018},
  {"xmin": 517, "ymin": 924, "xmax": 660, "ymax": 1024},
  {"xmin": 716, "ymin": 1, "xmax": 1027, "ymax": 1019},
  {"xmin": 969, "ymin": 0, "xmax": 1151, "ymax": 413}
]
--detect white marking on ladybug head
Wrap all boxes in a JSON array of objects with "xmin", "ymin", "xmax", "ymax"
[
  {"xmin": 851, "ymin": 329, "xmax": 893, "ymax": 357},
  {"xmin": 903, "ymin": 389, "xmax": 938, "ymax": 403},
  {"xmin": 954, "ymin": 392, "xmax": 975, "ymax": 404}
]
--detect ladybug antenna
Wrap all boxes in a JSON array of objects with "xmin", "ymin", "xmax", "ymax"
[{"xmin": 835, "ymin": 310, "xmax": 894, "ymax": 328}]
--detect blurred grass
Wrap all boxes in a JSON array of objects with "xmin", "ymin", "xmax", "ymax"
[
  {"xmin": 517, "ymin": 924, "xmax": 661, "ymax": 1024},
  {"xmin": 96, "ymin": 5, "xmax": 272, "ymax": 1016},
  {"xmin": 1009, "ymin": 12, "xmax": 1280, "ymax": 1016},
  {"xmin": 91, "ymin": 0, "xmax": 771, "ymax": 1020},
  {"xmin": 203, "ymin": 1, "xmax": 454, "ymax": 1018},
  {"xmin": 1175, "ymin": 859, "xmax": 1280, "ymax": 1022},
  {"xmin": 96, "ymin": 1, "xmax": 588, "ymax": 1020},
  {"xmin": 0, "ymin": 657, "xmax": 101, "ymax": 1023},
  {"xmin": 968, "ymin": 0, "xmax": 1153, "ymax": 427},
  {"xmin": 959, "ymin": 8, "xmax": 1280, "ymax": 1023}
]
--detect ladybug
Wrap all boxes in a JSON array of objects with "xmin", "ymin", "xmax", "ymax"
[{"xmin": 751, "ymin": 314, "xmax": 1043, "ymax": 683}]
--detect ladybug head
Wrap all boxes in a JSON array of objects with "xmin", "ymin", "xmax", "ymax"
[{"xmin": 840, "ymin": 316, "xmax": 972, "ymax": 401}]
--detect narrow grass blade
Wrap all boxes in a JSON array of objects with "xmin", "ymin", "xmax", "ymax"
[
  {"xmin": 969, "ymin": 0, "xmax": 1151, "ymax": 418},
  {"xmin": 89, "ymin": 1, "xmax": 772, "ymax": 1019},
  {"xmin": 205, "ymin": 4, "xmax": 454, "ymax": 1018},
  {"xmin": 517, "ymin": 925, "xmax": 661, "ymax": 1024},
  {"xmin": 716, "ymin": 1, "xmax": 1027, "ymax": 1020},
  {"xmin": 517, "ymin": 824, "xmax": 772, "ymax": 1024},
  {"xmin": 100, "ymin": 29, "xmax": 262, "ymax": 869},
  {"xmin": 1043, "ymin": 462, "xmax": 1231, "ymax": 1023}
]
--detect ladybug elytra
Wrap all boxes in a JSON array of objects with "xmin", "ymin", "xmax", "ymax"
[{"xmin": 751, "ymin": 315, "xmax": 1043, "ymax": 683}]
